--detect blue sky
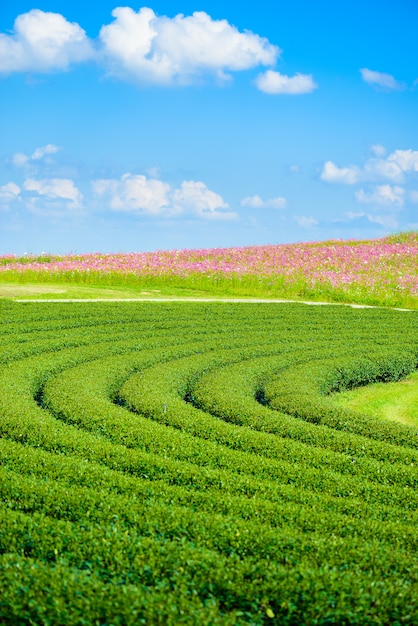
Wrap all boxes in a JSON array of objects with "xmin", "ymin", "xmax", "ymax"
[{"xmin": 1, "ymin": 0, "xmax": 417, "ymax": 254}]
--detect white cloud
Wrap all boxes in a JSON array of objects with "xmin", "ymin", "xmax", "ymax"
[
  {"xmin": 172, "ymin": 180, "xmax": 236, "ymax": 219},
  {"xmin": 295, "ymin": 216, "xmax": 318, "ymax": 228},
  {"xmin": 92, "ymin": 174, "xmax": 170, "ymax": 214},
  {"xmin": 31, "ymin": 144, "xmax": 60, "ymax": 160},
  {"xmin": 0, "ymin": 182, "xmax": 21, "ymax": 198},
  {"xmin": 363, "ymin": 157, "xmax": 403, "ymax": 182},
  {"xmin": 12, "ymin": 144, "xmax": 61, "ymax": 168},
  {"xmin": 321, "ymin": 147, "xmax": 418, "ymax": 187},
  {"xmin": 388, "ymin": 149, "xmax": 418, "ymax": 173},
  {"xmin": 92, "ymin": 173, "xmax": 235, "ymax": 220},
  {"xmin": 360, "ymin": 68, "xmax": 405, "ymax": 91},
  {"xmin": 255, "ymin": 69, "xmax": 317, "ymax": 94},
  {"xmin": 410, "ymin": 191, "xmax": 418, "ymax": 203},
  {"xmin": 0, "ymin": 181, "xmax": 21, "ymax": 197},
  {"xmin": 145, "ymin": 165, "xmax": 161, "ymax": 179},
  {"xmin": 11, "ymin": 153, "xmax": 29, "ymax": 168},
  {"xmin": 367, "ymin": 214, "xmax": 398, "ymax": 228},
  {"xmin": 345, "ymin": 211, "xmax": 366, "ymax": 221},
  {"xmin": 240, "ymin": 194, "xmax": 286, "ymax": 209},
  {"xmin": 370, "ymin": 144, "xmax": 386, "ymax": 157},
  {"xmin": 355, "ymin": 185, "xmax": 404, "ymax": 206},
  {"xmin": 0, "ymin": 9, "xmax": 94, "ymax": 74},
  {"xmin": 0, "ymin": 182, "xmax": 21, "ymax": 208},
  {"xmin": 24, "ymin": 178, "xmax": 83, "ymax": 208},
  {"xmin": 345, "ymin": 210, "xmax": 398, "ymax": 229},
  {"xmin": 99, "ymin": 7, "xmax": 279, "ymax": 85},
  {"xmin": 1, "ymin": 8, "xmax": 318, "ymax": 93},
  {"xmin": 320, "ymin": 161, "xmax": 361, "ymax": 184}
]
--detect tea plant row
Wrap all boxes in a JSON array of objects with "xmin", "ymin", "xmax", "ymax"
[{"xmin": 0, "ymin": 301, "xmax": 417, "ymax": 625}]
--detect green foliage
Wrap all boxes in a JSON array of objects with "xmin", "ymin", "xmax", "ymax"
[{"xmin": 0, "ymin": 300, "xmax": 417, "ymax": 624}]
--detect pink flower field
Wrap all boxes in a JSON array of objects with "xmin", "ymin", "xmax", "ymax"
[{"xmin": 1, "ymin": 232, "xmax": 417, "ymax": 306}]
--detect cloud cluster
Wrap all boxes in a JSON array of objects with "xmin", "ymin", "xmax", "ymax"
[
  {"xmin": 4, "ymin": 144, "xmax": 240, "ymax": 220},
  {"xmin": 93, "ymin": 173, "xmax": 236, "ymax": 220},
  {"xmin": 240, "ymin": 194, "xmax": 286, "ymax": 209},
  {"xmin": 0, "ymin": 7, "xmax": 317, "ymax": 93},
  {"xmin": 3, "ymin": 145, "xmax": 81, "ymax": 215},
  {"xmin": 322, "ymin": 146, "xmax": 418, "ymax": 229}
]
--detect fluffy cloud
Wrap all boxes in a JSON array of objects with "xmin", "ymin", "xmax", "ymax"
[
  {"xmin": 388, "ymin": 149, "xmax": 418, "ymax": 173},
  {"xmin": 12, "ymin": 144, "xmax": 61, "ymax": 167},
  {"xmin": 240, "ymin": 194, "xmax": 286, "ymax": 209},
  {"xmin": 24, "ymin": 178, "xmax": 83, "ymax": 209},
  {"xmin": 93, "ymin": 173, "xmax": 236, "ymax": 220},
  {"xmin": 171, "ymin": 181, "xmax": 236, "ymax": 219},
  {"xmin": 360, "ymin": 68, "xmax": 405, "ymax": 91},
  {"xmin": 255, "ymin": 70, "xmax": 317, "ymax": 94},
  {"xmin": 355, "ymin": 185, "xmax": 404, "ymax": 206},
  {"xmin": 99, "ymin": 7, "xmax": 279, "ymax": 84},
  {"xmin": 92, "ymin": 174, "xmax": 170, "ymax": 214},
  {"xmin": 320, "ymin": 161, "xmax": 361, "ymax": 184},
  {"xmin": 0, "ymin": 10, "xmax": 94, "ymax": 73}
]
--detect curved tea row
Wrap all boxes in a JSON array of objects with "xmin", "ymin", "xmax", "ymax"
[{"xmin": 0, "ymin": 300, "xmax": 417, "ymax": 625}]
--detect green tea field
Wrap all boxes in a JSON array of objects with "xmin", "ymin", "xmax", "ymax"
[{"xmin": 0, "ymin": 300, "xmax": 417, "ymax": 625}]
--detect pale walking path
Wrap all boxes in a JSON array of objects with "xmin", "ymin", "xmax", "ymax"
[{"xmin": 13, "ymin": 297, "xmax": 415, "ymax": 311}]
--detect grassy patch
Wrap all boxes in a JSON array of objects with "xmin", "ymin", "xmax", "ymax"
[
  {"xmin": 0, "ymin": 278, "xmax": 417, "ymax": 308},
  {"xmin": 330, "ymin": 371, "xmax": 418, "ymax": 428},
  {"xmin": 0, "ymin": 282, "xmax": 226, "ymax": 300}
]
